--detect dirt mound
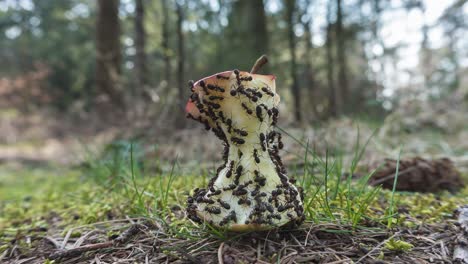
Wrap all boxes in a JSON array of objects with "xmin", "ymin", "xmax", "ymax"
[{"xmin": 369, "ymin": 157, "xmax": 465, "ymax": 193}]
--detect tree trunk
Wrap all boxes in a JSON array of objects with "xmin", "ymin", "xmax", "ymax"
[
  {"xmin": 176, "ymin": 0, "xmax": 186, "ymax": 127},
  {"xmin": 326, "ymin": 1, "xmax": 340, "ymax": 117},
  {"xmin": 285, "ymin": 0, "xmax": 301, "ymax": 123},
  {"xmin": 96, "ymin": 0, "xmax": 124, "ymax": 108},
  {"xmin": 252, "ymin": 0, "xmax": 268, "ymax": 68},
  {"xmin": 161, "ymin": 0, "xmax": 171, "ymax": 83},
  {"xmin": 224, "ymin": 0, "xmax": 268, "ymax": 71},
  {"xmin": 135, "ymin": 0, "xmax": 147, "ymax": 95},
  {"xmin": 303, "ymin": 0, "xmax": 317, "ymax": 118},
  {"xmin": 335, "ymin": 0, "xmax": 348, "ymax": 110}
]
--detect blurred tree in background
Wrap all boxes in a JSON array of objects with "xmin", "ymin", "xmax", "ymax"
[{"xmin": 0, "ymin": 0, "xmax": 467, "ymax": 127}]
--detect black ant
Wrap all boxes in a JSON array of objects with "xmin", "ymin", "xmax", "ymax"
[
  {"xmin": 218, "ymin": 199, "xmax": 231, "ymax": 210},
  {"xmin": 206, "ymin": 107, "xmax": 217, "ymax": 121},
  {"xmin": 259, "ymin": 133, "xmax": 266, "ymax": 151},
  {"xmin": 207, "ymin": 84, "xmax": 225, "ymax": 92},
  {"xmin": 209, "ymin": 95, "xmax": 224, "ymax": 101},
  {"xmin": 267, "ymin": 131, "xmax": 276, "ymax": 143},
  {"xmin": 231, "ymin": 137, "xmax": 245, "ymax": 145},
  {"xmin": 225, "ymin": 161, "xmax": 234, "ymax": 178},
  {"xmin": 266, "ymin": 204, "xmax": 274, "ymax": 213},
  {"xmin": 219, "ymin": 210, "xmax": 236, "ymax": 226},
  {"xmin": 241, "ymin": 103, "xmax": 253, "ymax": 115},
  {"xmin": 208, "ymin": 189, "xmax": 221, "ymax": 197},
  {"xmin": 254, "ymin": 170, "xmax": 266, "ymax": 186},
  {"xmin": 190, "ymin": 92, "xmax": 199, "ymax": 103},
  {"xmin": 277, "ymin": 204, "xmax": 294, "ymax": 212},
  {"xmin": 223, "ymin": 183, "xmax": 236, "ymax": 191},
  {"xmin": 233, "ymin": 128, "xmax": 248, "ymax": 137},
  {"xmin": 205, "ymin": 101, "xmax": 220, "ymax": 109},
  {"xmin": 253, "ymin": 149, "xmax": 260, "ymax": 163},
  {"xmin": 269, "ymin": 214, "xmax": 281, "ymax": 220},
  {"xmin": 188, "ymin": 80, "xmax": 195, "ymax": 92},
  {"xmin": 205, "ymin": 206, "xmax": 221, "ymax": 214},
  {"xmin": 199, "ymin": 80, "xmax": 209, "ymax": 94},
  {"xmin": 234, "ymin": 165, "xmax": 243, "ymax": 184},
  {"xmin": 196, "ymin": 196, "xmax": 215, "ymax": 204},
  {"xmin": 239, "ymin": 76, "xmax": 252, "ymax": 82},
  {"xmin": 234, "ymin": 69, "xmax": 241, "ymax": 85},
  {"xmin": 218, "ymin": 111, "xmax": 226, "ymax": 123},
  {"xmin": 272, "ymin": 107, "xmax": 279, "ymax": 126},
  {"xmin": 261, "ymin": 87, "xmax": 275, "ymax": 97},
  {"xmin": 230, "ymin": 89, "xmax": 237, "ymax": 96},
  {"xmin": 255, "ymin": 106, "xmax": 263, "ymax": 122},
  {"xmin": 232, "ymin": 187, "xmax": 248, "ymax": 196},
  {"xmin": 251, "ymin": 188, "xmax": 259, "ymax": 197},
  {"xmin": 238, "ymin": 198, "xmax": 251, "ymax": 206}
]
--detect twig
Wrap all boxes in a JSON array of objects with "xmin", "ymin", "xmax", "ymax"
[
  {"xmin": 356, "ymin": 231, "xmax": 400, "ymax": 263},
  {"xmin": 217, "ymin": 242, "xmax": 225, "ymax": 264},
  {"xmin": 49, "ymin": 242, "xmax": 113, "ymax": 260},
  {"xmin": 49, "ymin": 222, "xmax": 145, "ymax": 260},
  {"xmin": 250, "ymin": 55, "xmax": 269, "ymax": 74},
  {"xmin": 114, "ymin": 223, "xmax": 144, "ymax": 245},
  {"xmin": 453, "ymin": 206, "xmax": 468, "ymax": 263}
]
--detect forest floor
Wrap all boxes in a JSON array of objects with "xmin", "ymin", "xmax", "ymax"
[{"xmin": 1, "ymin": 110, "xmax": 468, "ymax": 263}]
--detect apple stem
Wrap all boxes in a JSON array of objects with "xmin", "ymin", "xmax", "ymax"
[{"xmin": 250, "ymin": 55, "xmax": 269, "ymax": 74}]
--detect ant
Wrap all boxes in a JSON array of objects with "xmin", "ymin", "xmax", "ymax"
[
  {"xmin": 232, "ymin": 187, "xmax": 248, "ymax": 196},
  {"xmin": 268, "ymin": 214, "xmax": 281, "ymax": 220},
  {"xmin": 231, "ymin": 137, "xmax": 245, "ymax": 145},
  {"xmin": 233, "ymin": 128, "xmax": 248, "ymax": 137},
  {"xmin": 209, "ymin": 95, "xmax": 224, "ymax": 101},
  {"xmin": 225, "ymin": 161, "xmax": 234, "ymax": 178},
  {"xmin": 199, "ymin": 80, "xmax": 209, "ymax": 94},
  {"xmin": 218, "ymin": 111, "xmax": 226, "ymax": 123},
  {"xmin": 219, "ymin": 210, "xmax": 236, "ymax": 226},
  {"xmin": 234, "ymin": 69, "xmax": 241, "ymax": 85},
  {"xmin": 265, "ymin": 204, "xmax": 274, "ymax": 213},
  {"xmin": 208, "ymin": 189, "xmax": 222, "ymax": 197},
  {"xmin": 261, "ymin": 87, "xmax": 275, "ymax": 97},
  {"xmin": 277, "ymin": 133, "xmax": 284, "ymax": 149},
  {"xmin": 272, "ymin": 107, "xmax": 279, "ymax": 126},
  {"xmin": 277, "ymin": 204, "xmax": 294, "ymax": 212},
  {"xmin": 190, "ymin": 92, "xmax": 199, "ymax": 103},
  {"xmin": 188, "ymin": 80, "xmax": 195, "ymax": 92},
  {"xmin": 196, "ymin": 196, "xmax": 215, "ymax": 204},
  {"xmin": 253, "ymin": 149, "xmax": 260, "ymax": 163},
  {"xmin": 238, "ymin": 198, "xmax": 251, "ymax": 206},
  {"xmin": 239, "ymin": 76, "xmax": 253, "ymax": 82},
  {"xmin": 205, "ymin": 101, "xmax": 220, "ymax": 109},
  {"xmin": 234, "ymin": 165, "xmax": 243, "ymax": 184},
  {"xmin": 259, "ymin": 133, "xmax": 266, "ymax": 151},
  {"xmin": 256, "ymin": 106, "xmax": 263, "ymax": 122},
  {"xmin": 226, "ymin": 118, "xmax": 233, "ymax": 133},
  {"xmin": 223, "ymin": 183, "xmax": 236, "ymax": 191},
  {"xmin": 241, "ymin": 103, "xmax": 253, "ymax": 115},
  {"xmin": 254, "ymin": 170, "xmax": 266, "ymax": 186},
  {"xmin": 205, "ymin": 206, "xmax": 221, "ymax": 214},
  {"xmin": 217, "ymin": 199, "xmax": 231, "ymax": 210},
  {"xmin": 207, "ymin": 84, "xmax": 225, "ymax": 92},
  {"xmin": 251, "ymin": 188, "xmax": 259, "ymax": 197}
]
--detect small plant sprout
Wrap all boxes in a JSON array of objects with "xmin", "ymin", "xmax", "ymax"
[{"xmin": 185, "ymin": 56, "xmax": 304, "ymax": 231}]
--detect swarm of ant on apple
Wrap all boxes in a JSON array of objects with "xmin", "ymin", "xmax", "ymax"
[{"xmin": 185, "ymin": 55, "xmax": 304, "ymax": 232}]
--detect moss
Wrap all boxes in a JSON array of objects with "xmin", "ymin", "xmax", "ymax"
[
  {"xmin": 384, "ymin": 238, "xmax": 414, "ymax": 252},
  {"xmin": 0, "ymin": 160, "xmax": 467, "ymax": 242}
]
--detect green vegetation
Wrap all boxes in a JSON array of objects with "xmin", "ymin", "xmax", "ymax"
[{"xmin": 1, "ymin": 139, "xmax": 466, "ymax": 246}]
